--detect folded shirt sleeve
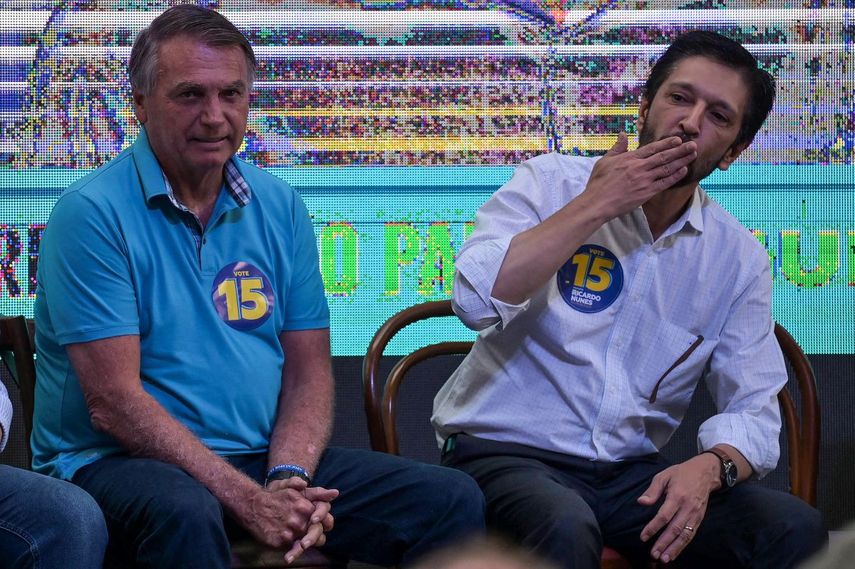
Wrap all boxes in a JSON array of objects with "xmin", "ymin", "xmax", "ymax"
[{"xmin": 452, "ymin": 161, "xmax": 557, "ymax": 331}]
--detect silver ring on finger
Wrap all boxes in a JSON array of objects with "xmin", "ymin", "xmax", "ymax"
[{"xmin": 683, "ymin": 525, "xmax": 694, "ymax": 533}]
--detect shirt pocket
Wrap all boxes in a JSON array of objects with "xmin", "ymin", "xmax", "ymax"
[{"xmin": 631, "ymin": 319, "xmax": 718, "ymax": 412}]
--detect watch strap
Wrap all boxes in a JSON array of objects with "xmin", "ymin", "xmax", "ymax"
[{"xmin": 701, "ymin": 447, "xmax": 737, "ymax": 490}]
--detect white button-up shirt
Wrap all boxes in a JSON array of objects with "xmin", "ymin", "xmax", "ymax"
[{"xmin": 432, "ymin": 152, "xmax": 785, "ymax": 477}]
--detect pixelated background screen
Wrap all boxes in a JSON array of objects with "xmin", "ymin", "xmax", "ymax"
[{"xmin": 0, "ymin": 1, "xmax": 852, "ymax": 355}]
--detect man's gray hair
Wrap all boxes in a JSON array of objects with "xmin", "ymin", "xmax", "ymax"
[{"xmin": 128, "ymin": 4, "xmax": 257, "ymax": 95}]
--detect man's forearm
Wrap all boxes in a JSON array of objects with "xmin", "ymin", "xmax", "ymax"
[
  {"xmin": 491, "ymin": 194, "xmax": 604, "ymax": 305},
  {"xmin": 267, "ymin": 379, "xmax": 332, "ymax": 476},
  {"xmin": 267, "ymin": 329, "xmax": 335, "ymax": 477},
  {"xmin": 88, "ymin": 386, "xmax": 259, "ymax": 516}
]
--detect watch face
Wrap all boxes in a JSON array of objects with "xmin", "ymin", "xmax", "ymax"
[{"xmin": 724, "ymin": 462, "xmax": 737, "ymax": 487}]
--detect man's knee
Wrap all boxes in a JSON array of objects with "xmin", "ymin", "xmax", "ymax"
[
  {"xmin": 55, "ymin": 482, "xmax": 109, "ymax": 545},
  {"xmin": 415, "ymin": 465, "xmax": 486, "ymax": 531},
  {"xmin": 771, "ymin": 501, "xmax": 827, "ymax": 562}
]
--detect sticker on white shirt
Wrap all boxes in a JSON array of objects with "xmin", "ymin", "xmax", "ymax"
[
  {"xmin": 211, "ymin": 261, "xmax": 274, "ymax": 330},
  {"xmin": 557, "ymin": 244, "xmax": 624, "ymax": 313}
]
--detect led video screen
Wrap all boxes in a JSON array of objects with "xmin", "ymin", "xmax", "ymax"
[{"xmin": 0, "ymin": 1, "xmax": 852, "ymax": 355}]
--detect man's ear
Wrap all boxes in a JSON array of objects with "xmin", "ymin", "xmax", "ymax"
[
  {"xmin": 718, "ymin": 139, "xmax": 751, "ymax": 171},
  {"xmin": 636, "ymin": 97, "xmax": 650, "ymax": 134},
  {"xmin": 133, "ymin": 91, "xmax": 148, "ymax": 124}
]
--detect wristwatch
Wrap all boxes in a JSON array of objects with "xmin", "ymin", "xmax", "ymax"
[{"xmin": 701, "ymin": 447, "xmax": 737, "ymax": 490}]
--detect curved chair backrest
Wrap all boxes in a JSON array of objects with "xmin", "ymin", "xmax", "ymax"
[
  {"xmin": 774, "ymin": 323, "xmax": 820, "ymax": 505},
  {"xmin": 362, "ymin": 300, "xmax": 468, "ymax": 453},
  {"xmin": 363, "ymin": 300, "xmax": 820, "ymax": 506}
]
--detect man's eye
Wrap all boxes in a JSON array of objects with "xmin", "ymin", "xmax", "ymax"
[{"xmin": 670, "ymin": 93, "xmax": 685, "ymax": 102}]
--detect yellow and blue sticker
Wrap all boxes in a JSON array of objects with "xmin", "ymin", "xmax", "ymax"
[
  {"xmin": 557, "ymin": 244, "xmax": 623, "ymax": 313},
  {"xmin": 211, "ymin": 261, "xmax": 275, "ymax": 330}
]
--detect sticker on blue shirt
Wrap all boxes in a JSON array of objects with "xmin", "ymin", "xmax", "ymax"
[
  {"xmin": 557, "ymin": 244, "xmax": 623, "ymax": 313},
  {"xmin": 211, "ymin": 262, "xmax": 274, "ymax": 330}
]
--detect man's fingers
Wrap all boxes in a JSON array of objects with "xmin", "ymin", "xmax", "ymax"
[
  {"xmin": 605, "ymin": 132, "xmax": 629, "ymax": 156},
  {"xmin": 654, "ymin": 166, "xmax": 689, "ymax": 192},
  {"xmin": 272, "ymin": 477, "xmax": 309, "ymax": 492},
  {"xmin": 310, "ymin": 499, "xmax": 332, "ymax": 524},
  {"xmin": 321, "ymin": 512, "xmax": 334, "ymax": 532},
  {"xmin": 304, "ymin": 486, "xmax": 339, "ymax": 502},
  {"xmin": 299, "ymin": 522, "xmax": 326, "ymax": 551},
  {"xmin": 639, "ymin": 483, "xmax": 677, "ymax": 542},
  {"xmin": 635, "ymin": 135, "xmax": 684, "ymax": 159},
  {"xmin": 654, "ymin": 520, "xmax": 698, "ymax": 563},
  {"xmin": 638, "ymin": 475, "xmax": 667, "ymax": 508},
  {"xmin": 284, "ymin": 539, "xmax": 305, "ymax": 565}
]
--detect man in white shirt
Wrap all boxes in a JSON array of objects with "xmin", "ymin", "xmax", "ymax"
[{"xmin": 433, "ymin": 30, "xmax": 826, "ymax": 569}]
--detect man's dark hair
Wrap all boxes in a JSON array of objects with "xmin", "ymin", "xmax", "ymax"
[
  {"xmin": 128, "ymin": 4, "xmax": 256, "ymax": 95},
  {"xmin": 642, "ymin": 30, "xmax": 776, "ymax": 147}
]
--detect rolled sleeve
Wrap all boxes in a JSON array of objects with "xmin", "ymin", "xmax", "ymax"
[
  {"xmin": 699, "ymin": 253, "xmax": 785, "ymax": 479},
  {"xmin": 451, "ymin": 161, "xmax": 555, "ymax": 331},
  {"xmin": 453, "ymin": 240, "xmax": 530, "ymax": 330}
]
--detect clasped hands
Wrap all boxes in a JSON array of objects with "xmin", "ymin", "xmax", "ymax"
[{"xmin": 245, "ymin": 477, "xmax": 339, "ymax": 564}]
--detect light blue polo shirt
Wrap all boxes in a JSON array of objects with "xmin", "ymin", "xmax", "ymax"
[{"xmin": 32, "ymin": 129, "xmax": 329, "ymax": 480}]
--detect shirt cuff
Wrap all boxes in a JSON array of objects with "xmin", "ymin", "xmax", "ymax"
[
  {"xmin": 454, "ymin": 236, "xmax": 533, "ymax": 330},
  {"xmin": 697, "ymin": 413, "xmax": 780, "ymax": 479}
]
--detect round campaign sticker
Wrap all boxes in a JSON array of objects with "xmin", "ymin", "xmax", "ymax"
[
  {"xmin": 557, "ymin": 244, "xmax": 623, "ymax": 313},
  {"xmin": 211, "ymin": 262, "xmax": 274, "ymax": 330}
]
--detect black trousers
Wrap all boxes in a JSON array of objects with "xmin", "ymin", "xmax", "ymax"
[{"xmin": 443, "ymin": 434, "xmax": 826, "ymax": 569}]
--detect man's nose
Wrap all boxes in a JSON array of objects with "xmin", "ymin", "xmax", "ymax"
[
  {"xmin": 200, "ymin": 95, "xmax": 225, "ymax": 125},
  {"xmin": 680, "ymin": 104, "xmax": 704, "ymax": 136}
]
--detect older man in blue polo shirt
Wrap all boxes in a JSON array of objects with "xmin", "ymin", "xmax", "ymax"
[{"xmin": 32, "ymin": 5, "xmax": 483, "ymax": 568}]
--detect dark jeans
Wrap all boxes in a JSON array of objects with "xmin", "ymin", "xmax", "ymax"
[
  {"xmin": 442, "ymin": 434, "xmax": 827, "ymax": 569},
  {"xmin": 0, "ymin": 464, "xmax": 108, "ymax": 569},
  {"xmin": 74, "ymin": 447, "xmax": 485, "ymax": 569}
]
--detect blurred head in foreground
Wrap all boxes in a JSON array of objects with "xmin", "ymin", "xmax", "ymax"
[{"xmin": 409, "ymin": 536, "xmax": 558, "ymax": 569}]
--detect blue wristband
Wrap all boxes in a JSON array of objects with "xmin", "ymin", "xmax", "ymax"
[{"xmin": 265, "ymin": 464, "xmax": 311, "ymax": 486}]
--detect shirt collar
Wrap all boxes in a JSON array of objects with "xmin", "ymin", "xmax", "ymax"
[
  {"xmin": 133, "ymin": 127, "xmax": 252, "ymax": 208},
  {"xmin": 161, "ymin": 159, "xmax": 252, "ymax": 212},
  {"xmin": 637, "ymin": 184, "xmax": 705, "ymax": 243},
  {"xmin": 682, "ymin": 185, "xmax": 705, "ymax": 233}
]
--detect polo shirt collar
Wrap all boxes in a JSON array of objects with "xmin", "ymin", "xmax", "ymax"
[{"xmin": 133, "ymin": 127, "xmax": 252, "ymax": 208}]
